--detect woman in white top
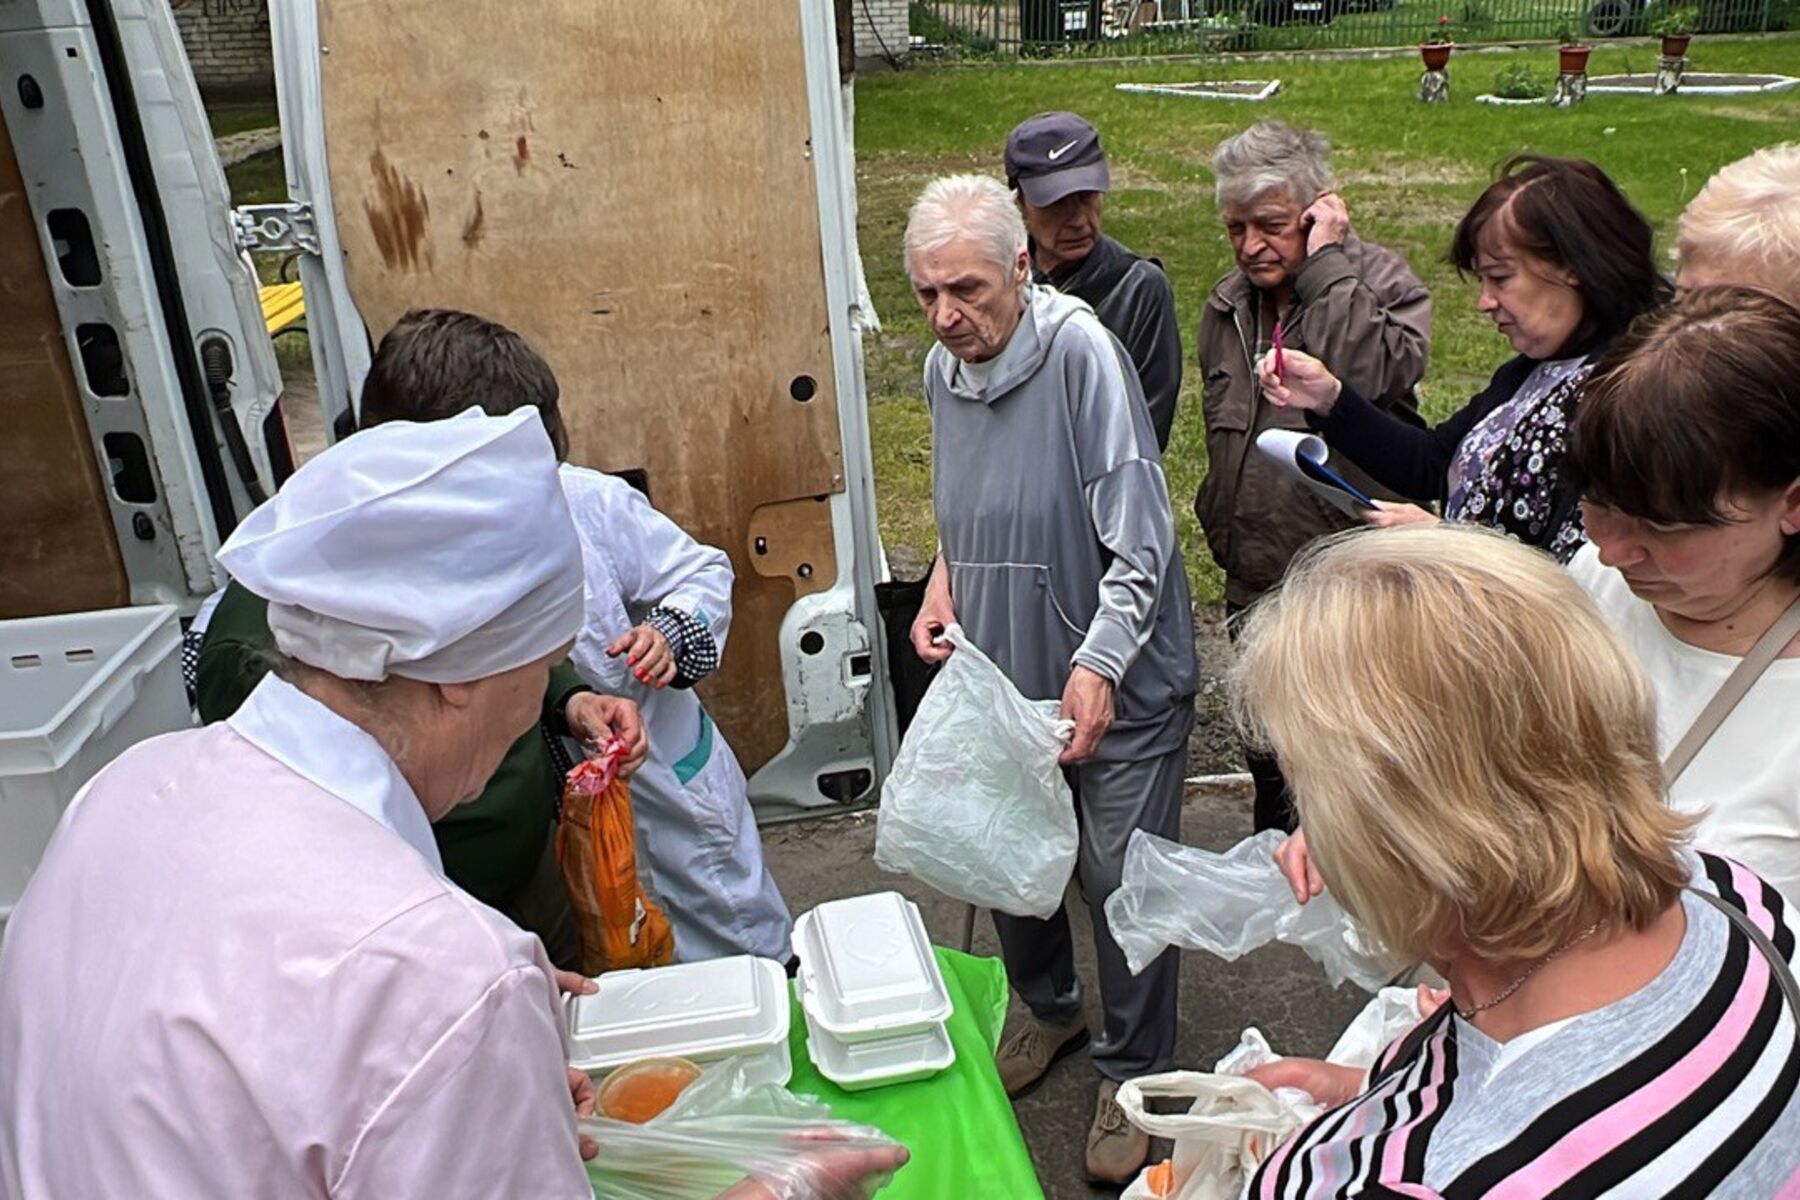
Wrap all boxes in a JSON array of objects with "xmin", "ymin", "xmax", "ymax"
[{"xmin": 1562, "ymin": 286, "xmax": 1800, "ymax": 906}]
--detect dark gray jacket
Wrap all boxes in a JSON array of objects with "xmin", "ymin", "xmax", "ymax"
[
  {"xmin": 1194, "ymin": 236, "xmax": 1432, "ymax": 607},
  {"xmin": 1037, "ymin": 235, "xmax": 1183, "ymax": 451},
  {"xmin": 926, "ymin": 286, "xmax": 1198, "ymax": 763}
]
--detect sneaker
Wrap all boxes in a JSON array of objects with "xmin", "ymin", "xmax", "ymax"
[
  {"xmin": 994, "ymin": 1013, "xmax": 1089, "ymax": 1098},
  {"xmin": 1086, "ymin": 1077, "xmax": 1150, "ymax": 1185}
]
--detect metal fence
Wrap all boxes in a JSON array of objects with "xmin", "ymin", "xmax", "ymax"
[{"xmin": 910, "ymin": 0, "xmax": 1778, "ymax": 55}]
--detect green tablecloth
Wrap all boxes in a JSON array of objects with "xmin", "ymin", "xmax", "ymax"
[
  {"xmin": 784, "ymin": 948, "xmax": 1043, "ymax": 1200},
  {"xmin": 589, "ymin": 949, "xmax": 1043, "ymax": 1199}
]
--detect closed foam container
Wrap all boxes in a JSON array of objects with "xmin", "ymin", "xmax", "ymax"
[
  {"xmin": 566, "ymin": 955, "xmax": 792, "ymax": 1087},
  {"xmin": 792, "ymin": 891, "xmax": 953, "ymax": 1044},
  {"xmin": 798, "ymin": 976, "xmax": 956, "ymax": 1091}
]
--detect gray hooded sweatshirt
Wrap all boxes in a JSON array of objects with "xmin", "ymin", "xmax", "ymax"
[{"xmin": 925, "ymin": 285, "xmax": 1198, "ymax": 763}]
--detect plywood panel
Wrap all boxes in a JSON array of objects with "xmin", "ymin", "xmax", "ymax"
[
  {"xmin": 0, "ymin": 112, "xmax": 129, "ymax": 620},
  {"xmin": 316, "ymin": 0, "xmax": 848, "ymax": 770}
]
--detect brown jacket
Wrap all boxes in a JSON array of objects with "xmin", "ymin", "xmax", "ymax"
[{"xmin": 1194, "ymin": 236, "xmax": 1431, "ymax": 606}]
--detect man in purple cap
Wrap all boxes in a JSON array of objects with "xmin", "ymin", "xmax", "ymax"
[{"xmin": 1006, "ymin": 111, "xmax": 1183, "ymax": 450}]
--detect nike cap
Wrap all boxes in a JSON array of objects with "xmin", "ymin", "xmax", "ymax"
[{"xmin": 1004, "ymin": 112, "xmax": 1111, "ymax": 208}]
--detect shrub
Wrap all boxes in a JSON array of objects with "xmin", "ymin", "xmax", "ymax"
[{"xmin": 1492, "ymin": 60, "xmax": 1549, "ymax": 97}]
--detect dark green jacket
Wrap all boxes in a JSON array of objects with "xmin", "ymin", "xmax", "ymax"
[{"xmin": 195, "ymin": 581, "xmax": 587, "ymax": 908}]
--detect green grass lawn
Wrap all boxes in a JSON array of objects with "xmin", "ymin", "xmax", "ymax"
[
  {"xmin": 206, "ymin": 99, "xmax": 279, "ymax": 139},
  {"xmin": 915, "ymin": 0, "xmax": 1794, "ymax": 56},
  {"xmin": 854, "ymin": 33, "xmax": 1800, "ymax": 599}
]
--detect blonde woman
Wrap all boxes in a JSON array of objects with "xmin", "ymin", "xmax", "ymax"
[
  {"xmin": 1232, "ymin": 526, "xmax": 1800, "ymax": 1198},
  {"xmin": 1675, "ymin": 143, "xmax": 1800, "ymax": 303}
]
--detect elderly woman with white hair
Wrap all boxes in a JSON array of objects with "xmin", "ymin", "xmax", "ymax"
[
  {"xmin": 0, "ymin": 411, "xmax": 905, "ymax": 1200},
  {"xmin": 1195, "ymin": 118, "xmax": 1431, "ymax": 835},
  {"xmin": 1675, "ymin": 142, "xmax": 1800, "ymax": 306},
  {"xmin": 904, "ymin": 172, "xmax": 1198, "ymax": 1185}
]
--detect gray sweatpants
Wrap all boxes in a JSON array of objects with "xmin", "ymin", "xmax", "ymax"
[{"xmin": 991, "ymin": 739, "xmax": 1187, "ymax": 1081}]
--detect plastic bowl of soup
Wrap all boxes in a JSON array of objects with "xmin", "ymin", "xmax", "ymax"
[{"xmin": 596, "ymin": 1056, "xmax": 703, "ymax": 1123}]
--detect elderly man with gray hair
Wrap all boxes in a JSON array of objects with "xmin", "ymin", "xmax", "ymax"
[
  {"xmin": 904, "ymin": 173, "xmax": 1198, "ymax": 1185},
  {"xmin": 1195, "ymin": 119, "xmax": 1430, "ymax": 833}
]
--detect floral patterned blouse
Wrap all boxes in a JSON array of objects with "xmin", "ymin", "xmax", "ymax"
[{"xmin": 1443, "ymin": 355, "xmax": 1593, "ymax": 562}]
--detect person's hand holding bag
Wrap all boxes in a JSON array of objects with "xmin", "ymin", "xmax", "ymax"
[
  {"xmin": 1275, "ymin": 829, "xmax": 1325, "ymax": 905},
  {"xmin": 564, "ymin": 693, "xmax": 649, "ymax": 777},
  {"xmin": 1059, "ymin": 665, "xmax": 1115, "ymax": 764},
  {"xmin": 909, "ymin": 556, "xmax": 957, "ymax": 665},
  {"xmin": 1245, "ymin": 1058, "xmax": 1366, "ymax": 1109}
]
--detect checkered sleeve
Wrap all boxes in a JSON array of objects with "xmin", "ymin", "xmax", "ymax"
[{"xmin": 645, "ymin": 606, "xmax": 719, "ymax": 689}]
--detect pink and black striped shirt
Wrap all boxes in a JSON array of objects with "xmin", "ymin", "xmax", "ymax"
[{"xmin": 1250, "ymin": 851, "xmax": 1800, "ymax": 1199}]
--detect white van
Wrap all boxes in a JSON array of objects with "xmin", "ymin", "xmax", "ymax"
[{"xmin": 0, "ymin": 0, "xmax": 903, "ymax": 837}]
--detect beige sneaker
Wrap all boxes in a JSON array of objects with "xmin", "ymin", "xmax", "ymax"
[
  {"xmin": 1086, "ymin": 1077, "xmax": 1150, "ymax": 1185},
  {"xmin": 994, "ymin": 1013, "xmax": 1089, "ymax": 1098}
]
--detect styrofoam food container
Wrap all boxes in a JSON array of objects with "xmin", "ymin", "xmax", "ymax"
[
  {"xmin": 566, "ymin": 955, "xmax": 792, "ymax": 1086},
  {"xmin": 0, "ymin": 605, "xmax": 189, "ymax": 923},
  {"xmin": 800, "ymin": 997, "xmax": 956, "ymax": 1092},
  {"xmin": 792, "ymin": 891, "xmax": 952, "ymax": 1044}
]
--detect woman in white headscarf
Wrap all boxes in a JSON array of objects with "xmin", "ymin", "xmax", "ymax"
[
  {"xmin": 0, "ymin": 410, "xmax": 905, "ymax": 1200},
  {"xmin": 0, "ymin": 410, "xmax": 607, "ymax": 1196}
]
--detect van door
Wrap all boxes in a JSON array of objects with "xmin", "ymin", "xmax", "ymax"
[
  {"xmin": 0, "ymin": 0, "xmax": 283, "ymax": 616},
  {"xmin": 268, "ymin": 0, "xmax": 896, "ymax": 817}
]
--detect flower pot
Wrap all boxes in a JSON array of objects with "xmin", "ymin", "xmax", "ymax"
[
  {"xmin": 1660, "ymin": 33, "xmax": 1692, "ymax": 57},
  {"xmin": 1559, "ymin": 44, "xmax": 1592, "ymax": 73},
  {"xmin": 1419, "ymin": 42, "xmax": 1454, "ymax": 71}
]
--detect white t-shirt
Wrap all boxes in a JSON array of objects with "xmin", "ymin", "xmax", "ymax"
[{"xmin": 1569, "ymin": 544, "xmax": 1800, "ymax": 907}]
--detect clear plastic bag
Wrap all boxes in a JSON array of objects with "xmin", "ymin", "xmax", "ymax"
[
  {"xmin": 583, "ymin": 1058, "xmax": 907, "ymax": 1200},
  {"xmin": 873, "ymin": 624, "xmax": 1077, "ymax": 919},
  {"xmin": 1103, "ymin": 829, "xmax": 1392, "ymax": 990}
]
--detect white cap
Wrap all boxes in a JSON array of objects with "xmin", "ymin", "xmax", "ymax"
[{"xmin": 218, "ymin": 407, "xmax": 584, "ymax": 683}]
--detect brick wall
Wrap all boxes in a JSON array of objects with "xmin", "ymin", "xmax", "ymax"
[
  {"xmin": 169, "ymin": 0, "xmax": 275, "ymax": 98},
  {"xmin": 850, "ymin": 0, "xmax": 910, "ymax": 62}
]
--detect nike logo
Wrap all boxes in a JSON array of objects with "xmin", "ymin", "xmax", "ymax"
[{"xmin": 1046, "ymin": 139, "xmax": 1080, "ymax": 161}]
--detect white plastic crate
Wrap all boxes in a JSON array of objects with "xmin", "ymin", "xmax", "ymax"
[{"xmin": 1, "ymin": 605, "xmax": 191, "ymax": 921}]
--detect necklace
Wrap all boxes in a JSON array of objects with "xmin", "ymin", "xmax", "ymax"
[{"xmin": 1458, "ymin": 919, "xmax": 1605, "ymax": 1019}]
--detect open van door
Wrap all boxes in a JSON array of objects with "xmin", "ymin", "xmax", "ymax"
[
  {"xmin": 0, "ymin": 0, "xmax": 284, "ymax": 618},
  {"xmin": 267, "ymin": 1, "xmax": 897, "ymax": 818}
]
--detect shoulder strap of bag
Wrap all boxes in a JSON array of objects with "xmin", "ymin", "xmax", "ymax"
[
  {"xmin": 1663, "ymin": 593, "xmax": 1800, "ymax": 786},
  {"xmin": 1687, "ymin": 886, "xmax": 1800, "ymax": 1017}
]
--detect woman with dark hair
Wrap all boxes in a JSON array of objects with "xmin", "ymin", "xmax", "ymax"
[
  {"xmin": 1566, "ymin": 285, "xmax": 1800, "ymax": 906},
  {"xmin": 1259, "ymin": 155, "xmax": 1671, "ymax": 561}
]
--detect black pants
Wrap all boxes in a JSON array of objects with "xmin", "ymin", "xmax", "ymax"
[{"xmin": 1225, "ymin": 602, "xmax": 1297, "ymax": 834}]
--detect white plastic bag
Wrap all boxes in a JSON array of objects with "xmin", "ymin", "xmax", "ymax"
[
  {"xmin": 1211, "ymin": 1028, "xmax": 1325, "ymax": 1126},
  {"xmin": 1113, "ymin": 1072, "xmax": 1312, "ymax": 1200},
  {"xmin": 873, "ymin": 624, "xmax": 1077, "ymax": 918},
  {"xmin": 1118, "ymin": 993, "xmax": 1432, "ymax": 1198},
  {"xmin": 583, "ymin": 1057, "xmax": 906, "ymax": 1200},
  {"xmin": 1325, "ymin": 986, "xmax": 1428, "ymax": 1070},
  {"xmin": 1103, "ymin": 828, "xmax": 1391, "ymax": 990}
]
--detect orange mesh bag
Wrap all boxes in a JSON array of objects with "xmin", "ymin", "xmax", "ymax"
[{"xmin": 557, "ymin": 739, "xmax": 675, "ymax": 974}]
